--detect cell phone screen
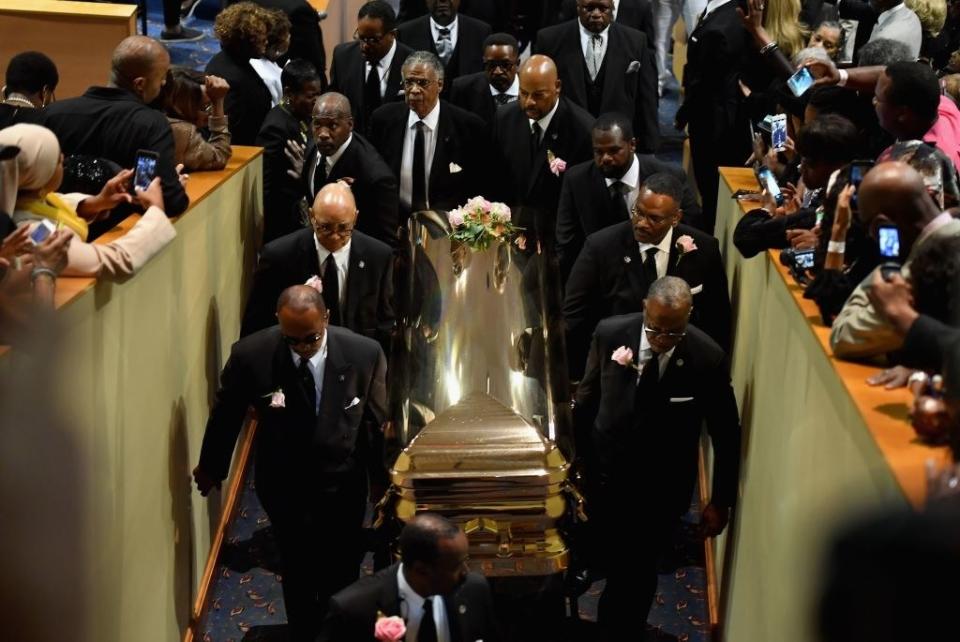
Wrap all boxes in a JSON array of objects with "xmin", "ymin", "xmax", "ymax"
[
  {"xmin": 757, "ymin": 167, "xmax": 784, "ymax": 205},
  {"xmin": 29, "ymin": 221, "xmax": 53, "ymax": 245},
  {"xmin": 787, "ymin": 67, "xmax": 814, "ymax": 97},
  {"xmin": 878, "ymin": 225, "xmax": 900, "ymax": 259},
  {"xmin": 795, "ymin": 250, "xmax": 815, "ymax": 269},
  {"xmin": 771, "ymin": 115, "xmax": 788, "ymax": 152},
  {"xmin": 134, "ymin": 151, "xmax": 158, "ymax": 192},
  {"xmin": 849, "ymin": 160, "xmax": 873, "ymax": 208}
]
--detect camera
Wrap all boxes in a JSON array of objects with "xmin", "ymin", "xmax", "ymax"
[{"xmin": 780, "ymin": 247, "xmax": 816, "ymax": 284}]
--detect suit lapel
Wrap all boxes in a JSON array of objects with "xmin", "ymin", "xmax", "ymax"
[
  {"xmin": 589, "ymin": 164, "xmax": 619, "ymax": 228},
  {"xmin": 430, "ymin": 106, "xmax": 452, "ymax": 196},
  {"xmin": 270, "ymin": 334, "xmax": 313, "ymax": 415},
  {"xmin": 317, "ymin": 331, "xmax": 351, "ymax": 438},
  {"xmin": 386, "ymin": 51, "xmax": 406, "ymax": 101},
  {"xmin": 343, "ymin": 235, "xmax": 365, "ymax": 326},
  {"xmin": 527, "ymin": 101, "xmax": 565, "ymax": 195},
  {"xmin": 620, "ymin": 225, "xmax": 647, "ymax": 300},
  {"xmin": 299, "ymin": 230, "xmax": 321, "ymax": 279},
  {"xmin": 600, "ymin": 26, "xmax": 624, "ymax": 109},
  {"xmin": 658, "ymin": 336, "xmax": 688, "ymax": 393},
  {"xmin": 376, "ymin": 565, "xmax": 404, "ymax": 617},
  {"xmin": 620, "ymin": 316, "xmax": 644, "ymax": 407},
  {"xmin": 390, "ymin": 109, "xmax": 407, "ymax": 178},
  {"xmin": 665, "ymin": 227, "xmax": 680, "ymax": 276},
  {"xmin": 445, "ymin": 591, "xmax": 464, "ymax": 642}
]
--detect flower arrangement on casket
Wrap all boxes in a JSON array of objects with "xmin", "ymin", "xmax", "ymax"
[{"xmin": 447, "ymin": 196, "xmax": 522, "ymax": 251}]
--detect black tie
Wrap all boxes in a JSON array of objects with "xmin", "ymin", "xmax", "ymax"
[
  {"xmin": 313, "ymin": 155, "xmax": 328, "ymax": 196},
  {"xmin": 638, "ymin": 347, "xmax": 660, "ymax": 387},
  {"xmin": 298, "ymin": 357, "xmax": 317, "ymax": 413},
  {"xmin": 642, "ymin": 247, "xmax": 659, "ymax": 287},
  {"xmin": 494, "ymin": 93, "xmax": 512, "ymax": 105},
  {"xmin": 363, "ymin": 63, "xmax": 382, "ymax": 122},
  {"xmin": 610, "ymin": 181, "xmax": 629, "ymax": 219},
  {"xmin": 530, "ymin": 121, "xmax": 542, "ymax": 161},
  {"xmin": 412, "ymin": 121, "xmax": 427, "ymax": 212},
  {"xmin": 419, "ymin": 598, "xmax": 438, "ymax": 642},
  {"xmin": 322, "ymin": 253, "xmax": 341, "ymax": 326}
]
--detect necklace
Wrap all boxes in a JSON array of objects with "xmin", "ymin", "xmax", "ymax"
[{"xmin": 3, "ymin": 92, "xmax": 34, "ymax": 108}]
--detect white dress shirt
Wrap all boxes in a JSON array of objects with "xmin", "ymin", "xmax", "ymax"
[
  {"xmin": 308, "ymin": 133, "xmax": 353, "ymax": 198},
  {"xmin": 430, "ymin": 15, "xmax": 459, "ymax": 52},
  {"xmin": 528, "ymin": 96, "xmax": 560, "ymax": 142},
  {"xmin": 637, "ymin": 325, "xmax": 676, "ymax": 380},
  {"xmin": 400, "ymin": 102, "xmax": 441, "ymax": 209},
  {"xmin": 578, "ymin": 22, "xmax": 610, "ymax": 71},
  {"xmin": 605, "ymin": 154, "xmax": 641, "ymax": 215},
  {"xmin": 314, "ymin": 236, "xmax": 351, "ymax": 309},
  {"xmin": 612, "ymin": 0, "xmax": 620, "ymax": 19},
  {"xmin": 289, "ymin": 331, "xmax": 328, "ymax": 414},
  {"xmin": 869, "ymin": 2, "xmax": 922, "ymax": 59},
  {"xmin": 489, "ymin": 74, "xmax": 520, "ymax": 101},
  {"xmin": 638, "ymin": 226, "xmax": 675, "ymax": 280},
  {"xmin": 250, "ymin": 58, "xmax": 284, "ymax": 107},
  {"xmin": 365, "ymin": 38, "xmax": 398, "ymax": 98},
  {"xmin": 396, "ymin": 563, "xmax": 450, "ymax": 642},
  {"xmin": 699, "ymin": 0, "xmax": 732, "ymax": 23}
]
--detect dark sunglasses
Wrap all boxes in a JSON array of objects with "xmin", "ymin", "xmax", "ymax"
[{"xmin": 282, "ymin": 332, "xmax": 323, "ymax": 346}]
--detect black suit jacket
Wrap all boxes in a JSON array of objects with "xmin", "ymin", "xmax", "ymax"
[
  {"xmin": 368, "ymin": 101, "xmax": 491, "ymax": 215},
  {"xmin": 240, "ymin": 229, "xmax": 396, "ymax": 352},
  {"xmin": 228, "ymin": 0, "xmax": 328, "ymax": 87},
  {"xmin": 492, "ymin": 96, "xmax": 594, "ymax": 245},
  {"xmin": 534, "ymin": 20, "xmax": 659, "ymax": 152},
  {"xmin": 41, "ymin": 86, "xmax": 189, "ymax": 217},
  {"xmin": 205, "ymin": 51, "xmax": 273, "ymax": 146},
  {"xmin": 449, "ymin": 71, "xmax": 504, "ymax": 127},
  {"xmin": 556, "ymin": 154, "xmax": 703, "ymax": 280},
  {"xmin": 302, "ymin": 133, "xmax": 400, "ymax": 246},
  {"xmin": 398, "ymin": 0, "xmax": 510, "ymax": 33},
  {"xmin": 563, "ymin": 221, "xmax": 732, "ymax": 379},
  {"xmin": 329, "ymin": 40, "xmax": 413, "ymax": 135},
  {"xmin": 318, "ymin": 563, "xmax": 501, "ymax": 642},
  {"xmin": 575, "ymin": 312, "xmax": 741, "ymax": 516},
  {"xmin": 256, "ymin": 104, "xmax": 311, "ymax": 244},
  {"xmin": 198, "ymin": 324, "xmax": 388, "ymax": 503},
  {"xmin": 396, "ymin": 14, "xmax": 492, "ymax": 89},
  {"xmin": 556, "ymin": 0, "xmax": 656, "ymax": 49}
]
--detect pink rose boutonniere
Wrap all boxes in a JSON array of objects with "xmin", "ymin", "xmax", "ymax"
[
  {"xmin": 611, "ymin": 346, "xmax": 641, "ymax": 371},
  {"xmin": 304, "ymin": 275, "xmax": 323, "ymax": 293},
  {"xmin": 675, "ymin": 235, "xmax": 697, "ymax": 265},
  {"xmin": 546, "ymin": 149, "xmax": 567, "ymax": 176},
  {"xmin": 374, "ymin": 612, "xmax": 406, "ymax": 642},
  {"xmin": 263, "ymin": 389, "xmax": 286, "ymax": 408}
]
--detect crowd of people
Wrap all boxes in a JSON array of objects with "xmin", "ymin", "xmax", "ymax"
[{"xmin": 3, "ymin": 0, "xmax": 960, "ymax": 639}]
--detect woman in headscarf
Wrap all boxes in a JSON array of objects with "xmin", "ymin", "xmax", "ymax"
[{"xmin": 0, "ymin": 123, "xmax": 176, "ymax": 279}]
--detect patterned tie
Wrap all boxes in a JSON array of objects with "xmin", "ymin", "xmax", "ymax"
[
  {"xmin": 436, "ymin": 27, "xmax": 452, "ymax": 64},
  {"xmin": 494, "ymin": 92, "xmax": 513, "ymax": 105},
  {"xmin": 419, "ymin": 598, "xmax": 438, "ymax": 642},
  {"xmin": 588, "ymin": 34, "xmax": 603, "ymax": 81}
]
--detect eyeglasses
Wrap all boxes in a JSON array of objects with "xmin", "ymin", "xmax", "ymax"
[
  {"xmin": 643, "ymin": 325, "xmax": 686, "ymax": 340},
  {"xmin": 630, "ymin": 210, "xmax": 672, "ymax": 225},
  {"xmin": 282, "ymin": 331, "xmax": 323, "ymax": 346},
  {"xmin": 313, "ymin": 221, "xmax": 355, "ymax": 235},
  {"xmin": 483, "ymin": 59, "xmax": 516, "ymax": 70},
  {"xmin": 354, "ymin": 30, "xmax": 385, "ymax": 45},
  {"xmin": 403, "ymin": 78, "xmax": 435, "ymax": 89}
]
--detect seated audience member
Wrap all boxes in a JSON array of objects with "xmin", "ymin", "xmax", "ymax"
[
  {"xmin": 241, "ymin": 182, "xmax": 394, "ymax": 354},
  {"xmin": 449, "ymin": 32, "xmax": 520, "ymax": 127},
  {"xmin": 809, "ymin": 20, "xmax": 846, "ymax": 60},
  {"xmin": 317, "ymin": 513, "xmax": 501, "ymax": 642},
  {"xmin": 162, "ymin": 68, "xmax": 233, "ymax": 171},
  {"xmin": 564, "ymin": 173, "xmax": 731, "ymax": 380},
  {"xmin": 855, "ymin": 37, "xmax": 914, "ymax": 65},
  {"xmin": 0, "ymin": 124, "xmax": 176, "ymax": 279},
  {"xmin": 250, "ymin": 7, "xmax": 292, "ymax": 107},
  {"xmin": 41, "ymin": 36, "xmax": 189, "ymax": 220},
  {"xmin": 256, "ymin": 60, "xmax": 323, "ymax": 243},
  {"xmin": 329, "ymin": 1, "xmax": 413, "ymax": 135},
  {"xmin": 0, "ymin": 226, "xmax": 72, "ymax": 335},
  {"xmin": 206, "ymin": 2, "xmax": 274, "ymax": 145},
  {"xmin": 734, "ymin": 115, "xmax": 860, "ymax": 258},
  {"xmin": 0, "ymin": 52, "xmax": 58, "ymax": 129},
  {"xmin": 830, "ymin": 161, "xmax": 960, "ymax": 359},
  {"xmin": 298, "ymin": 93, "xmax": 399, "ymax": 246},
  {"xmin": 557, "ymin": 112, "xmax": 700, "ymax": 280}
]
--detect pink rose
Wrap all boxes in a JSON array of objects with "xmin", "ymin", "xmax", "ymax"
[
  {"xmin": 549, "ymin": 157, "xmax": 567, "ymax": 176},
  {"xmin": 374, "ymin": 615, "xmax": 406, "ymax": 642},
  {"xmin": 448, "ymin": 208, "xmax": 465, "ymax": 227},
  {"xmin": 490, "ymin": 202, "xmax": 511, "ymax": 221},
  {"xmin": 269, "ymin": 391, "xmax": 285, "ymax": 408},
  {"xmin": 304, "ymin": 275, "xmax": 323, "ymax": 293},
  {"xmin": 611, "ymin": 346, "xmax": 634, "ymax": 367},
  {"xmin": 675, "ymin": 235, "xmax": 697, "ymax": 254}
]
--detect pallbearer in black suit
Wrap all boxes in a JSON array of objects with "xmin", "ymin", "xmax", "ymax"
[
  {"xmin": 195, "ymin": 285, "xmax": 388, "ymax": 642},
  {"xmin": 556, "ymin": 113, "xmax": 702, "ymax": 280},
  {"xmin": 298, "ymin": 93, "xmax": 399, "ymax": 246},
  {"xmin": 492, "ymin": 54, "xmax": 594, "ymax": 248},
  {"xmin": 554, "ymin": 0, "xmax": 657, "ymax": 50},
  {"xmin": 256, "ymin": 60, "xmax": 323, "ymax": 244},
  {"xmin": 448, "ymin": 32, "xmax": 520, "ymax": 127},
  {"xmin": 564, "ymin": 172, "xmax": 731, "ymax": 379},
  {"xmin": 241, "ymin": 182, "xmax": 395, "ymax": 355},
  {"xmin": 396, "ymin": 0, "xmax": 492, "ymax": 93},
  {"xmin": 318, "ymin": 514, "xmax": 502, "ymax": 642},
  {"xmin": 575, "ymin": 277, "xmax": 740, "ymax": 636},
  {"xmin": 330, "ymin": 1, "xmax": 413, "ymax": 135},
  {"xmin": 534, "ymin": 0, "xmax": 659, "ymax": 153},
  {"xmin": 368, "ymin": 51, "xmax": 490, "ymax": 217}
]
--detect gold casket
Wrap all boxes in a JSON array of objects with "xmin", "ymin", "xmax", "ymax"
[{"xmin": 379, "ymin": 210, "xmax": 583, "ymax": 577}]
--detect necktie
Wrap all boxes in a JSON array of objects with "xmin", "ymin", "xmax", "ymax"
[
  {"xmin": 638, "ymin": 347, "xmax": 660, "ymax": 386},
  {"xmin": 436, "ymin": 27, "xmax": 452, "ymax": 64},
  {"xmin": 363, "ymin": 62, "xmax": 382, "ymax": 121},
  {"xmin": 695, "ymin": 6, "xmax": 709, "ymax": 29},
  {"xmin": 298, "ymin": 357, "xmax": 317, "ymax": 413},
  {"xmin": 313, "ymin": 155, "xmax": 328, "ymax": 197},
  {"xmin": 642, "ymin": 247, "xmax": 659, "ymax": 286},
  {"xmin": 322, "ymin": 253, "xmax": 341, "ymax": 326},
  {"xmin": 610, "ymin": 181, "xmax": 629, "ymax": 219},
  {"xmin": 412, "ymin": 121, "xmax": 427, "ymax": 212},
  {"xmin": 530, "ymin": 121, "xmax": 542, "ymax": 160},
  {"xmin": 588, "ymin": 34, "xmax": 603, "ymax": 81},
  {"xmin": 419, "ymin": 598, "xmax": 438, "ymax": 642},
  {"xmin": 494, "ymin": 92, "xmax": 512, "ymax": 105}
]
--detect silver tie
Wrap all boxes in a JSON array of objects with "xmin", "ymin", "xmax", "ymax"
[{"xmin": 588, "ymin": 34, "xmax": 603, "ymax": 81}]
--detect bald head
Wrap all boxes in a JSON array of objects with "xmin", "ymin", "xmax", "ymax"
[
  {"xmin": 276, "ymin": 284, "xmax": 326, "ymax": 315},
  {"xmin": 314, "ymin": 91, "xmax": 351, "ymax": 118},
  {"xmin": 311, "ymin": 182, "xmax": 358, "ymax": 252},
  {"xmin": 858, "ymin": 162, "xmax": 941, "ymax": 251},
  {"xmin": 110, "ymin": 36, "xmax": 170, "ymax": 103},
  {"xmin": 519, "ymin": 55, "xmax": 560, "ymax": 121}
]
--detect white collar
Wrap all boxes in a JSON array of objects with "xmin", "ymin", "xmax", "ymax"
[
  {"xmin": 407, "ymin": 100, "xmax": 441, "ymax": 131},
  {"xmin": 326, "ymin": 133, "xmax": 353, "ymax": 167},
  {"xmin": 612, "ymin": 0, "xmax": 620, "ymax": 18},
  {"xmin": 430, "ymin": 15, "xmax": 458, "ymax": 37},
  {"xmin": 605, "ymin": 154, "xmax": 640, "ymax": 190},
  {"xmin": 638, "ymin": 323, "xmax": 677, "ymax": 367},
  {"xmin": 703, "ymin": 0, "xmax": 733, "ymax": 14},
  {"xmin": 396, "ymin": 563, "xmax": 425, "ymax": 607},
  {"xmin": 638, "ymin": 225, "xmax": 675, "ymax": 256},
  {"xmin": 529, "ymin": 96, "xmax": 560, "ymax": 134},
  {"xmin": 578, "ymin": 21, "xmax": 610, "ymax": 42},
  {"xmin": 489, "ymin": 74, "xmax": 520, "ymax": 97},
  {"xmin": 314, "ymin": 236, "xmax": 352, "ymax": 273},
  {"xmin": 372, "ymin": 38, "xmax": 398, "ymax": 71},
  {"xmin": 289, "ymin": 329, "xmax": 327, "ymax": 370}
]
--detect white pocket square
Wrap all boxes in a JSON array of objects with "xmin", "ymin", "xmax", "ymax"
[
  {"xmin": 449, "ymin": 162, "xmax": 463, "ymax": 174},
  {"xmin": 669, "ymin": 396, "xmax": 695, "ymax": 403},
  {"xmin": 344, "ymin": 396, "xmax": 360, "ymax": 410},
  {"xmin": 690, "ymin": 284, "xmax": 703, "ymax": 294},
  {"xmin": 626, "ymin": 60, "xmax": 641, "ymax": 73}
]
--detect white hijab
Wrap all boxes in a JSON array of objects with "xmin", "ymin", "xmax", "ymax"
[{"xmin": 0, "ymin": 123, "xmax": 61, "ymax": 216}]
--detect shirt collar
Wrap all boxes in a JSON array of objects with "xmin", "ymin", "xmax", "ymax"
[
  {"xmin": 289, "ymin": 329, "xmax": 328, "ymax": 369},
  {"xmin": 430, "ymin": 15, "xmax": 458, "ymax": 38},
  {"xmin": 639, "ymin": 225, "xmax": 675, "ymax": 256},
  {"xmin": 326, "ymin": 133, "xmax": 353, "ymax": 167},
  {"xmin": 408, "ymin": 100, "xmax": 441, "ymax": 131},
  {"xmin": 397, "ymin": 563, "xmax": 426, "ymax": 614},
  {"xmin": 314, "ymin": 236, "xmax": 352, "ymax": 273},
  {"xmin": 530, "ymin": 96, "xmax": 560, "ymax": 134},
  {"xmin": 638, "ymin": 324, "xmax": 677, "ymax": 364},
  {"xmin": 489, "ymin": 74, "xmax": 520, "ymax": 97},
  {"xmin": 704, "ymin": 0, "xmax": 733, "ymax": 15},
  {"xmin": 578, "ymin": 21, "xmax": 610, "ymax": 42},
  {"xmin": 370, "ymin": 38, "xmax": 398, "ymax": 71},
  {"xmin": 605, "ymin": 154, "xmax": 640, "ymax": 189}
]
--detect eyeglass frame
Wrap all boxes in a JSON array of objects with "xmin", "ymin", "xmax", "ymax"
[
  {"xmin": 402, "ymin": 77, "xmax": 435, "ymax": 89},
  {"xmin": 312, "ymin": 220, "xmax": 356, "ymax": 236},
  {"xmin": 643, "ymin": 324, "xmax": 687, "ymax": 340},
  {"xmin": 353, "ymin": 29, "xmax": 388, "ymax": 45},
  {"xmin": 281, "ymin": 331, "xmax": 324, "ymax": 346}
]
